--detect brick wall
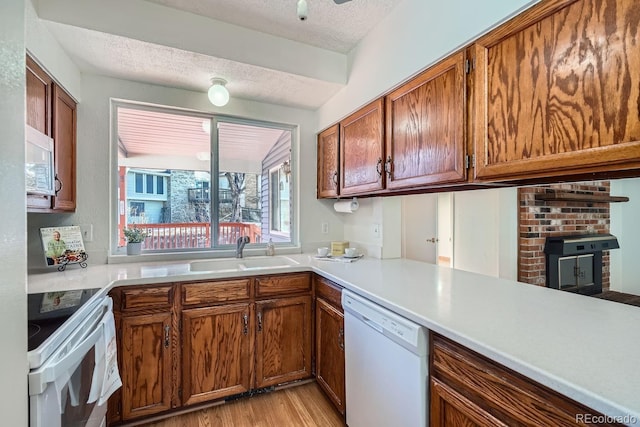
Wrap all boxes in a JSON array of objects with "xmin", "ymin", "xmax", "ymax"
[{"xmin": 518, "ymin": 181, "xmax": 611, "ymax": 289}]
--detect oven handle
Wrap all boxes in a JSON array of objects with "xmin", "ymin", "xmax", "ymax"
[{"xmin": 29, "ymin": 297, "xmax": 113, "ymax": 396}]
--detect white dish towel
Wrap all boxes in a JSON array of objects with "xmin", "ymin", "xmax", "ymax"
[{"xmin": 88, "ymin": 308, "xmax": 122, "ymax": 406}]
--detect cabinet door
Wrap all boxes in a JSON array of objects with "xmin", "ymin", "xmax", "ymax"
[
  {"xmin": 26, "ymin": 55, "xmax": 53, "ymax": 210},
  {"xmin": 340, "ymin": 98, "xmax": 385, "ymax": 195},
  {"xmin": 473, "ymin": 0, "xmax": 640, "ymax": 181},
  {"xmin": 315, "ymin": 298, "xmax": 345, "ymax": 415},
  {"xmin": 430, "ymin": 378, "xmax": 507, "ymax": 427},
  {"xmin": 317, "ymin": 124, "xmax": 340, "ymax": 198},
  {"xmin": 181, "ymin": 303, "xmax": 253, "ymax": 406},
  {"xmin": 120, "ymin": 312, "xmax": 174, "ymax": 420},
  {"xmin": 385, "ymin": 51, "xmax": 467, "ymax": 189},
  {"xmin": 255, "ymin": 295, "xmax": 312, "ymax": 388},
  {"xmin": 52, "ymin": 84, "xmax": 77, "ymax": 211}
]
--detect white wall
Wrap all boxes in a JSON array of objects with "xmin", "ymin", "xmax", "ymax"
[
  {"xmin": 27, "ymin": 74, "xmax": 345, "ymax": 267},
  {"xmin": 317, "ymin": 0, "xmax": 538, "ymax": 128},
  {"xmin": 0, "ymin": 0, "xmax": 29, "ymax": 424},
  {"xmin": 453, "ymin": 187, "xmax": 518, "ymax": 279},
  {"xmin": 25, "ymin": 0, "xmax": 82, "ymax": 100},
  {"xmin": 610, "ymin": 178, "xmax": 640, "ymax": 294}
]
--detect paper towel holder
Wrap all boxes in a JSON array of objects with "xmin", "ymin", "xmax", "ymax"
[{"xmin": 334, "ymin": 197, "xmax": 359, "ymax": 213}]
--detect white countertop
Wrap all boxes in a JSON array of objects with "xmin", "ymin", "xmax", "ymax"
[{"xmin": 28, "ymin": 254, "xmax": 640, "ymax": 425}]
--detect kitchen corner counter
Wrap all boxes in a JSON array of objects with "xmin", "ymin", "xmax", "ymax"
[{"xmin": 28, "ymin": 254, "xmax": 640, "ymax": 424}]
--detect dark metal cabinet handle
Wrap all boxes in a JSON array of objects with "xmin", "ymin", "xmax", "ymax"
[
  {"xmin": 54, "ymin": 174, "xmax": 63, "ymax": 196},
  {"xmin": 375, "ymin": 158, "xmax": 383, "ymax": 177},
  {"xmin": 385, "ymin": 156, "xmax": 393, "ymax": 180},
  {"xmin": 242, "ymin": 313, "xmax": 248, "ymax": 336},
  {"xmin": 164, "ymin": 325, "xmax": 170, "ymax": 348},
  {"xmin": 338, "ymin": 327, "xmax": 344, "ymax": 350},
  {"xmin": 257, "ymin": 311, "xmax": 263, "ymax": 332}
]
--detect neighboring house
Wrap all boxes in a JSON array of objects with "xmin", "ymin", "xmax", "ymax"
[
  {"xmin": 125, "ymin": 169, "xmax": 169, "ymax": 224},
  {"xmin": 261, "ymin": 131, "xmax": 292, "ymax": 243}
]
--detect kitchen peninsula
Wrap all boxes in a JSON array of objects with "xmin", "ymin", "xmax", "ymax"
[{"xmin": 28, "ymin": 254, "xmax": 640, "ymax": 425}]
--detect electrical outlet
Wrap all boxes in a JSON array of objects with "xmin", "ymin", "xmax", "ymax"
[
  {"xmin": 372, "ymin": 223, "xmax": 380, "ymax": 238},
  {"xmin": 321, "ymin": 222, "xmax": 329, "ymax": 234},
  {"xmin": 79, "ymin": 224, "xmax": 93, "ymax": 242}
]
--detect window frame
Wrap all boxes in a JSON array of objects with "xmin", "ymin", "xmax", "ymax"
[{"xmin": 110, "ymin": 100, "xmax": 298, "ymax": 257}]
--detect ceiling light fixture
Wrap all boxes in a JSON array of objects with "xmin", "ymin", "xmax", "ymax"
[{"xmin": 207, "ymin": 78, "xmax": 230, "ymax": 107}]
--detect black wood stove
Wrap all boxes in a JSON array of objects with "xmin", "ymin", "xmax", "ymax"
[{"xmin": 544, "ymin": 234, "xmax": 619, "ymax": 295}]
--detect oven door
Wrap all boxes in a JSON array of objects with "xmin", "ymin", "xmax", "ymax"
[{"xmin": 28, "ymin": 297, "xmax": 120, "ymax": 427}]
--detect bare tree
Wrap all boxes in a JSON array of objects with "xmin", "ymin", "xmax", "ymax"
[{"xmin": 224, "ymin": 172, "xmax": 245, "ymax": 222}]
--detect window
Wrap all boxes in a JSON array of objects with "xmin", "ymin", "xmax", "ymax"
[
  {"xmin": 269, "ymin": 165, "xmax": 290, "ymax": 234},
  {"xmin": 135, "ymin": 173, "xmax": 143, "ymax": 193},
  {"xmin": 113, "ymin": 102, "xmax": 295, "ymax": 253}
]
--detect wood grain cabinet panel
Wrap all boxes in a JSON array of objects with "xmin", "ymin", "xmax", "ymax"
[
  {"xmin": 315, "ymin": 298, "xmax": 345, "ymax": 415},
  {"xmin": 255, "ymin": 295, "xmax": 313, "ymax": 388},
  {"xmin": 120, "ymin": 312, "xmax": 174, "ymax": 420},
  {"xmin": 430, "ymin": 333, "xmax": 622, "ymax": 426},
  {"xmin": 182, "ymin": 279, "xmax": 252, "ymax": 306},
  {"xmin": 317, "ymin": 124, "xmax": 340, "ymax": 198},
  {"xmin": 473, "ymin": 0, "xmax": 640, "ymax": 181},
  {"xmin": 340, "ymin": 98, "xmax": 385, "ymax": 195},
  {"xmin": 181, "ymin": 304, "xmax": 253, "ymax": 406},
  {"xmin": 385, "ymin": 51, "xmax": 467, "ymax": 189},
  {"xmin": 255, "ymin": 272, "xmax": 311, "ymax": 298},
  {"xmin": 121, "ymin": 285, "xmax": 174, "ymax": 311},
  {"xmin": 51, "ymin": 84, "xmax": 77, "ymax": 211}
]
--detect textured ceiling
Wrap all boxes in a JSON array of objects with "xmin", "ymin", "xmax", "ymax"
[
  {"xmin": 38, "ymin": 0, "xmax": 404, "ymax": 109},
  {"xmin": 144, "ymin": 0, "xmax": 401, "ymax": 53}
]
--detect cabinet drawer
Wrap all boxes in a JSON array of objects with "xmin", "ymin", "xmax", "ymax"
[
  {"xmin": 255, "ymin": 273, "xmax": 311, "ymax": 297},
  {"xmin": 431, "ymin": 334, "xmax": 618, "ymax": 426},
  {"xmin": 121, "ymin": 285, "xmax": 174, "ymax": 311},
  {"xmin": 314, "ymin": 275, "xmax": 342, "ymax": 309},
  {"xmin": 182, "ymin": 279, "xmax": 252, "ymax": 306}
]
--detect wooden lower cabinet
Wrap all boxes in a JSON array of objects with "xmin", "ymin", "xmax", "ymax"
[
  {"xmin": 315, "ymin": 298, "xmax": 345, "ymax": 415},
  {"xmin": 255, "ymin": 295, "xmax": 313, "ymax": 388},
  {"xmin": 120, "ymin": 312, "xmax": 174, "ymax": 421},
  {"xmin": 430, "ymin": 333, "xmax": 622, "ymax": 426},
  {"xmin": 109, "ymin": 274, "xmax": 313, "ymax": 425},
  {"xmin": 181, "ymin": 303, "xmax": 253, "ymax": 406}
]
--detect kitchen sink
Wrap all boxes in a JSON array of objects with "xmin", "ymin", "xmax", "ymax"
[
  {"xmin": 238, "ymin": 256, "xmax": 299, "ymax": 270},
  {"xmin": 189, "ymin": 256, "xmax": 298, "ymax": 272},
  {"xmin": 189, "ymin": 259, "xmax": 244, "ymax": 272}
]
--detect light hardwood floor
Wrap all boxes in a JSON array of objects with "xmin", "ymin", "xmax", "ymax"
[{"xmin": 142, "ymin": 382, "xmax": 346, "ymax": 427}]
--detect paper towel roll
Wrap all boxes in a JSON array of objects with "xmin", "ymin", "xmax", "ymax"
[{"xmin": 334, "ymin": 199, "xmax": 359, "ymax": 213}]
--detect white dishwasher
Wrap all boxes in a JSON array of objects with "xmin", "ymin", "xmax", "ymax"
[{"xmin": 342, "ymin": 290, "xmax": 428, "ymax": 427}]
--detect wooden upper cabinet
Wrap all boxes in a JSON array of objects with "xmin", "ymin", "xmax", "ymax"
[
  {"xmin": 26, "ymin": 53, "xmax": 77, "ymax": 212},
  {"xmin": 385, "ymin": 51, "xmax": 467, "ymax": 189},
  {"xmin": 340, "ymin": 98, "xmax": 385, "ymax": 195},
  {"xmin": 26, "ymin": 56, "xmax": 52, "ymax": 135},
  {"xmin": 52, "ymin": 84, "xmax": 77, "ymax": 211},
  {"xmin": 317, "ymin": 124, "xmax": 340, "ymax": 198},
  {"xmin": 472, "ymin": 0, "xmax": 640, "ymax": 181}
]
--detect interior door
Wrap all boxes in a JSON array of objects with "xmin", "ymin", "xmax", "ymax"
[{"xmin": 401, "ymin": 193, "xmax": 437, "ymax": 263}]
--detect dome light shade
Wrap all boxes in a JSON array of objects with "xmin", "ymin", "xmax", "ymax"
[{"xmin": 207, "ymin": 78, "xmax": 229, "ymax": 107}]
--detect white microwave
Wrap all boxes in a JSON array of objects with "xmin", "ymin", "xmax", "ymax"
[{"xmin": 26, "ymin": 125, "xmax": 55, "ymax": 196}]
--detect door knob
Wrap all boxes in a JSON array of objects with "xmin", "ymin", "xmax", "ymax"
[{"xmin": 426, "ymin": 237, "xmax": 439, "ymax": 243}]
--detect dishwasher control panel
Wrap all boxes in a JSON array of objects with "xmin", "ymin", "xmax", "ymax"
[{"xmin": 342, "ymin": 290, "xmax": 427, "ymax": 354}]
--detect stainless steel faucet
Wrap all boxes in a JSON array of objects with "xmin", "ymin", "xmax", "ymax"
[{"xmin": 236, "ymin": 236, "xmax": 250, "ymax": 258}]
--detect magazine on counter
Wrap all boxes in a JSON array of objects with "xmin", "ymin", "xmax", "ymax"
[{"xmin": 40, "ymin": 225, "xmax": 88, "ymax": 268}]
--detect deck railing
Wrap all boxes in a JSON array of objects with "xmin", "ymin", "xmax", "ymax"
[{"xmin": 127, "ymin": 222, "xmax": 261, "ymax": 250}]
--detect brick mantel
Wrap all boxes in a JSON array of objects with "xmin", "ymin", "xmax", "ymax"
[{"xmin": 518, "ymin": 182, "xmax": 611, "ymax": 289}]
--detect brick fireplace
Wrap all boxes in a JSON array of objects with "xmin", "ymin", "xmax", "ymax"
[{"xmin": 518, "ymin": 181, "xmax": 612, "ymax": 289}]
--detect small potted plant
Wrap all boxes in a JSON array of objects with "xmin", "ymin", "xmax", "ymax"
[{"xmin": 123, "ymin": 227, "xmax": 148, "ymax": 255}]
